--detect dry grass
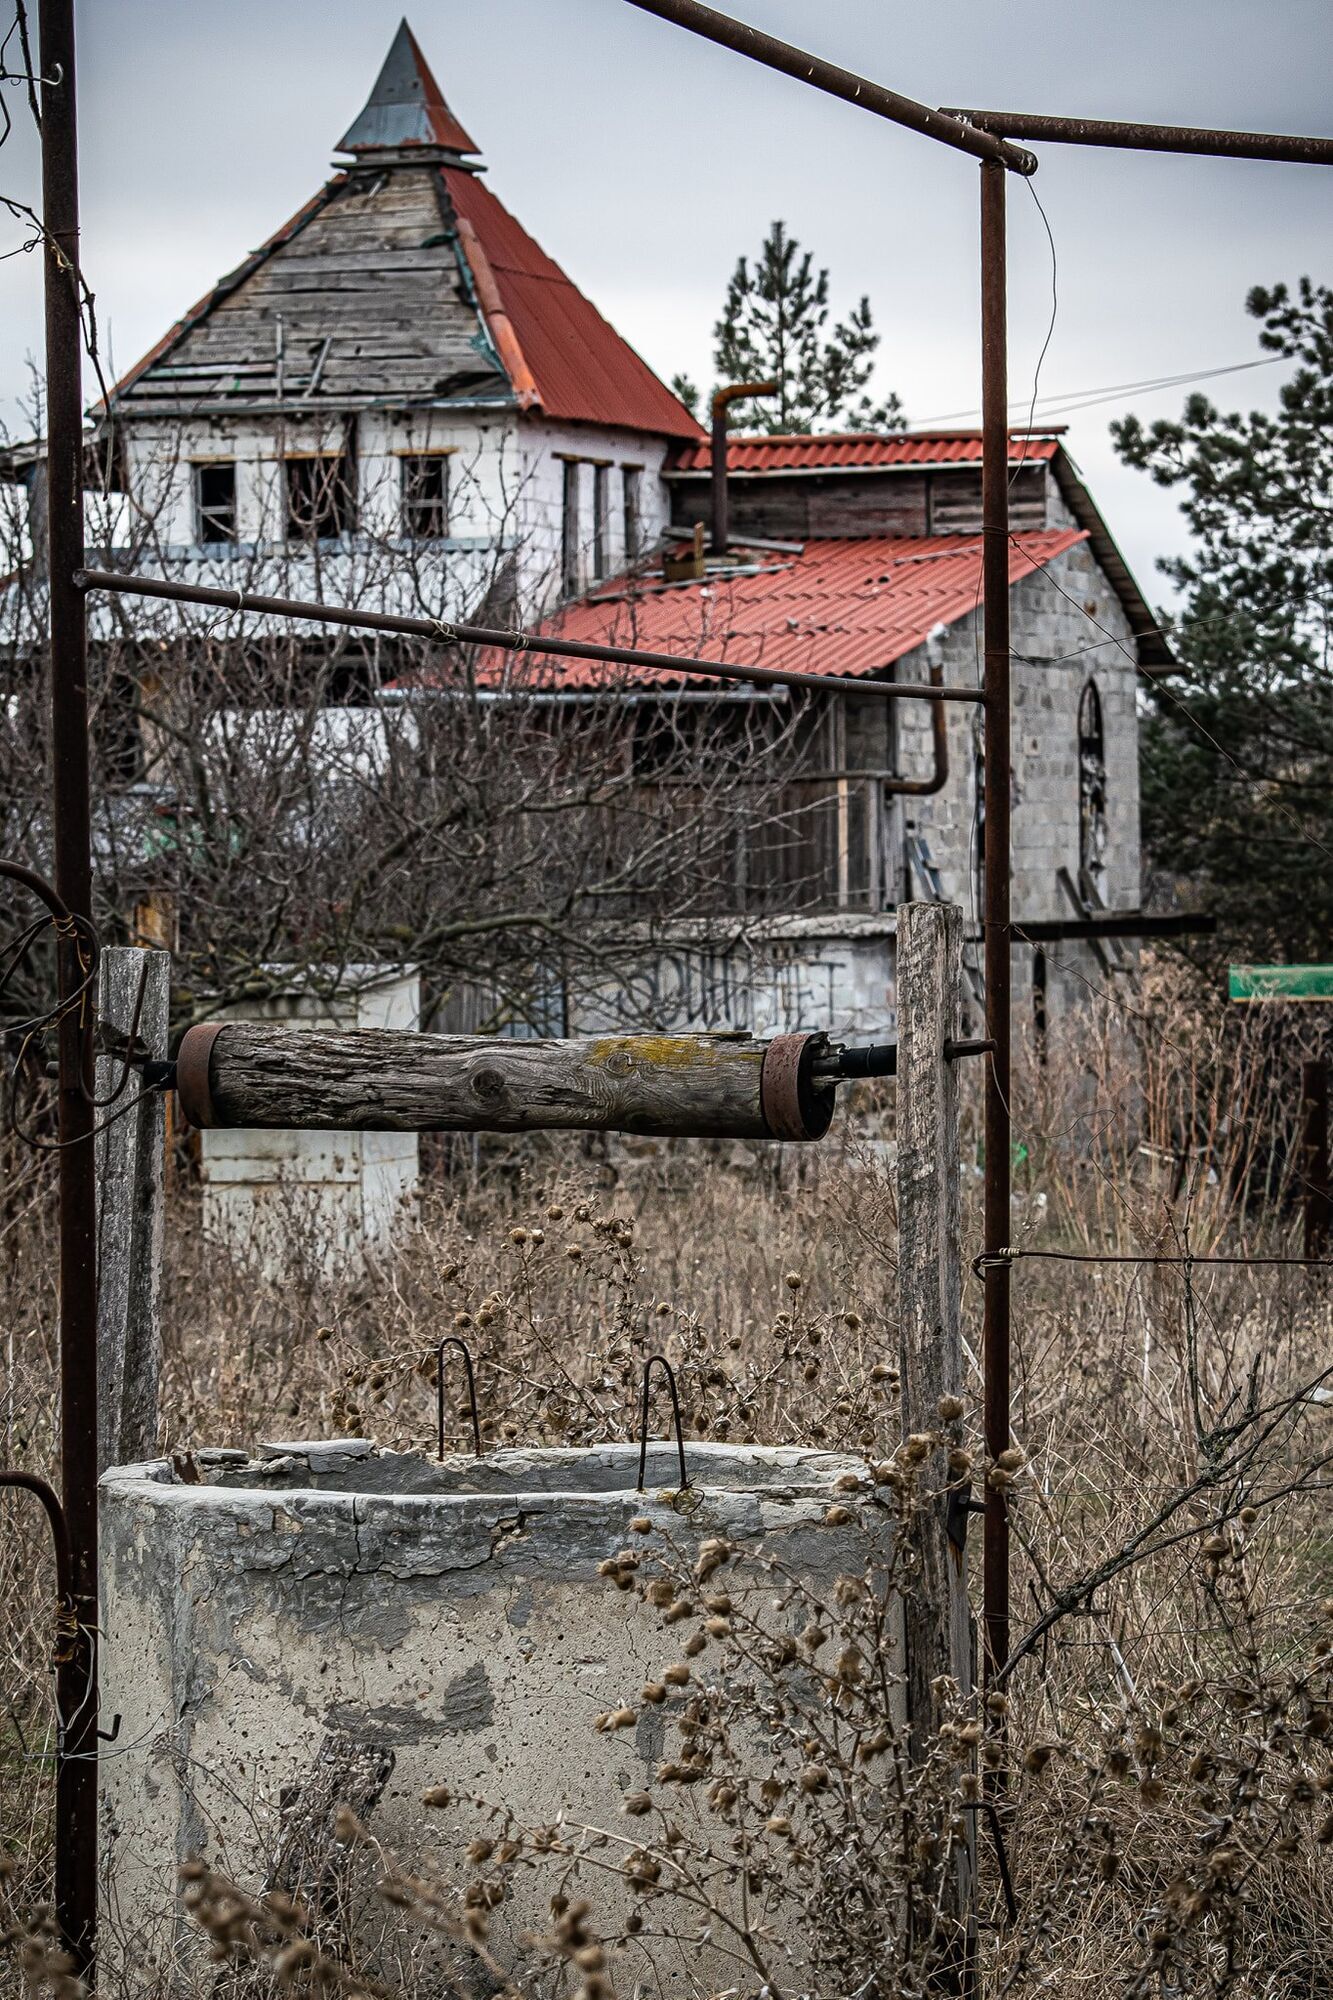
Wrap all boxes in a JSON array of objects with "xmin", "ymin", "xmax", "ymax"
[{"xmin": 1, "ymin": 974, "xmax": 1331, "ymax": 1996}]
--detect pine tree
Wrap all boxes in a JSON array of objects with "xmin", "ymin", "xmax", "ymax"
[
  {"xmin": 708, "ymin": 221, "xmax": 904, "ymax": 434},
  {"xmin": 1113, "ymin": 279, "xmax": 1333, "ymax": 963}
]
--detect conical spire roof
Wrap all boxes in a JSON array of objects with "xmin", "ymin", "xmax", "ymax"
[{"xmin": 336, "ymin": 19, "xmax": 480, "ymax": 162}]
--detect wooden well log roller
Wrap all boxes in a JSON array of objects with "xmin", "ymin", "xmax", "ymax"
[{"xmin": 172, "ymin": 1025, "xmax": 909, "ymax": 1143}]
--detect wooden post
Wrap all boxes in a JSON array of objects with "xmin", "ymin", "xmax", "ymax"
[
  {"xmin": 1302, "ymin": 1059, "xmax": 1330, "ymax": 1261},
  {"xmin": 896, "ymin": 900, "xmax": 974, "ymax": 1969},
  {"xmin": 95, "ymin": 947, "xmax": 169, "ymax": 1471}
]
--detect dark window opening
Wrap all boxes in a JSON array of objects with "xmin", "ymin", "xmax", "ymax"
[
  {"xmin": 630, "ymin": 694, "xmax": 780, "ymax": 778},
  {"xmin": 1078, "ymin": 679, "xmax": 1108, "ymax": 897},
  {"xmin": 195, "ymin": 461, "xmax": 237, "ymax": 544},
  {"xmin": 593, "ymin": 464, "xmax": 610, "ymax": 579},
  {"xmin": 1032, "ymin": 945, "xmax": 1048, "ymax": 1063},
  {"xmin": 623, "ymin": 465, "xmax": 642, "ymax": 561},
  {"xmin": 401, "ymin": 453, "xmax": 450, "ymax": 539},
  {"xmin": 286, "ymin": 453, "xmax": 355, "ymax": 542},
  {"xmin": 561, "ymin": 460, "xmax": 581, "ymax": 596},
  {"xmin": 972, "ymin": 709, "xmax": 986, "ymax": 915},
  {"xmin": 94, "ymin": 664, "xmax": 145, "ymax": 788}
]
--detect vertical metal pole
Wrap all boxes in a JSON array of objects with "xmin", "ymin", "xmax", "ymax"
[
  {"xmin": 1301, "ymin": 1059, "xmax": 1330, "ymax": 1261},
  {"xmin": 979, "ymin": 160, "xmax": 1012, "ymax": 1683},
  {"xmin": 710, "ymin": 395, "xmax": 729, "ymax": 556},
  {"xmin": 39, "ymin": 0, "xmax": 99, "ymax": 1973}
]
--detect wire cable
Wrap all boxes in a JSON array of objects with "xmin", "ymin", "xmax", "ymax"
[{"xmin": 974, "ymin": 1245, "xmax": 1333, "ymax": 1274}]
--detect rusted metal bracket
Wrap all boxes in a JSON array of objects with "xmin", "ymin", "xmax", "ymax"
[
  {"xmin": 0, "ymin": 1471, "xmax": 120, "ymax": 1743},
  {"xmin": 436, "ymin": 1336, "xmax": 482, "ymax": 1459},
  {"xmin": 759, "ymin": 1032, "xmax": 834, "ymax": 1140},
  {"xmin": 637, "ymin": 1354, "xmax": 689, "ymax": 1492},
  {"xmin": 174, "ymin": 1020, "xmax": 225, "ymax": 1128},
  {"xmin": 962, "ymin": 1798, "xmax": 1019, "ymax": 1925},
  {"xmin": 946, "ymin": 1482, "xmax": 987, "ymax": 1554}
]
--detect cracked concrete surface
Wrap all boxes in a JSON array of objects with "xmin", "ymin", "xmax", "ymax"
[{"xmin": 99, "ymin": 1441, "xmax": 896, "ymax": 1989}]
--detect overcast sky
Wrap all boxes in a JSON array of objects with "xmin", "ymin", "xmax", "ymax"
[{"xmin": 1, "ymin": 0, "xmax": 1329, "ymax": 602}]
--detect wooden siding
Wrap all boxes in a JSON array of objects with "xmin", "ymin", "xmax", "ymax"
[
  {"xmin": 116, "ymin": 170, "xmax": 511, "ymax": 415},
  {"xmin": 671, "ymin": 464, "xmax": 1049, "ymax": 541}
]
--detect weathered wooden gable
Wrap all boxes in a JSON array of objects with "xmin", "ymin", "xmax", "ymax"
[{"xmin": 113, "ymin": 168, "xmax": 511, "ymax": 416}]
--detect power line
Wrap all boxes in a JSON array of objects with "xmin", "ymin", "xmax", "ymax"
[{"xmin": 916, "ymin": 354, "xmax": 1282, "ymax": 429}]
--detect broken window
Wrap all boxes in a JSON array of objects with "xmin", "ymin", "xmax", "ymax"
[
  {"xmin": 622, "ymin": 465, "xmax": 642, "ymax": 563},
  {"xmin": 285, "ymin": 453, "xmax": 355, "ymax": 542},
  {"xmin": 1078, "ymin": 678, "xmax": 1108, "ymax": 896},
  {"xmin": 561, "ymin": 459, "xmax": 581, "ymax": 596},
  {"xmin": 400, "ymin": 453, "xmax": 450, "ymax": 539},
  {"xmin": 194, "ymin": 461, "xmax": 237, "ymax": 544}
]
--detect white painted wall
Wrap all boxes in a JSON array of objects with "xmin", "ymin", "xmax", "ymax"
[
  {"xmin": 512, "ymin": 417, "xmax": 671, "ymax": 611},
  {"xmin": 200, "ymin": 965, "xmax": 419, "ymax": 1274},
  {"xmin": 110, "ymin": 408, "xmax": 672, "ymax": 632},
  {"xmin": 573, "ymin": 914, "xmax": 899, "ymax": 1041}
]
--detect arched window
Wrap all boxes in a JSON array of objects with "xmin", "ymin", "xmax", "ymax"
[{"xmin": 1078, "ymin": 680, "xmax": 1108, "ymax": 896}]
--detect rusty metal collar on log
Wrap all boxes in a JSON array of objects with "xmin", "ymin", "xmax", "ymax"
[
  {"xmin": 759, "ymin": 1032, "xmax": 834, "ymax": 1141},
  {"xmin": 175, "ymin": 1021, "xmax": 225, "ymax": 1129}
]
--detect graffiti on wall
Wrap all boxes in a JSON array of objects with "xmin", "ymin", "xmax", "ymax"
[{"xmin": 575, "ymin": 936, "xmax": 897, "ymax": 1040}]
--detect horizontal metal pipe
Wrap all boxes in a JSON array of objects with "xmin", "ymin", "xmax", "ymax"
[
  {"xmin": 75, "ymin": 568, "xmax": 985, "ymax": 706},
  {"xmin": 945, "ymin": 107, "xmax": 1333, "ymax": 166},
  {"xmin": 379, "ymin": 686, "xmax": 786, "ymax": 708},
  {"xmin": 624, "ymin": 0, "xmax": 1038, "ymax": 174},
  {"xmin": 1009, "ymin": 910, "xmax": 1216, "ymax": 942}
]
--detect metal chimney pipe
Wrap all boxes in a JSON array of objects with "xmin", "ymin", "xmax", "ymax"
[{"xmin": 710, "ymin": 380, "xmax": 779, "ymax": 555}]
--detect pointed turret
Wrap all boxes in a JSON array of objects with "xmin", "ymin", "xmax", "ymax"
[{"xmin": 336, "ymin": 19, "xmax": 481, "ymax": 166}]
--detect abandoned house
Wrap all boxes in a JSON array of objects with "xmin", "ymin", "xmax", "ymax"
[{"xmin": 6, "ymin": 19, "xmax": 1169, "ymax": 1058}]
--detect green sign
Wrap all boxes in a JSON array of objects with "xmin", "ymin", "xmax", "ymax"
[{"xmin": 1229, "ymin": 964, "xmax": 1333, "ymax": 1003}]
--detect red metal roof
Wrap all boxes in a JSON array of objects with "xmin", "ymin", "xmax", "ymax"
[
  {"xmin": 444, "ymin": 167, "xmax": 702, "ymax": 442},
  {"xmin": 440, "ymin": 529, "xmax": 1086, "ymax": 692},
  {"xmin": 665, "ymin": 432, "xmax": 1062, "ymax": 475}
]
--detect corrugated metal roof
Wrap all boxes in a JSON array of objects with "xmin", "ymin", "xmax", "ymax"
[
  {"xmin": 666, "ymin": 432, "xmax": 1063, "ymax": 474},
  {"xmin": 443, "ymin": 530, "xmax": 1086, "ymax": 691},
  {"xmin": 443, "ymin": 168, "xmax": 702, "ymax": 441}
]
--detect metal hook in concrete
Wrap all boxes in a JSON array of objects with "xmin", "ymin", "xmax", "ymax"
[
  {"xmin": 436, "ymin": 1337, "xmax": 482, "ymax": 1459},
  {"xmin": 636, "ymin": 1354, "xmax": 689, "ymax": 1493}
]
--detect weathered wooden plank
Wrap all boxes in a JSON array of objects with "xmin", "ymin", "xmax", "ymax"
[
  {"xmin": 185, "ymin": 1025, "xmax": 786, "ymax": 1139},
  {"xmin": 95, "ymin": 947, "xmax": 170, "ymax": 1473},
  {"xmin": 130, "ymin": 166, "xmax": 487, "ymax": 415},
  {"xmin": 895, "ymin": 900, "xmax": 974, "ymax": 1967}
]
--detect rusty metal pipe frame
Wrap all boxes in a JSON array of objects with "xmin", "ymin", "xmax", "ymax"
[
  {"xmin": 74, "ymin": 569, "xmax": 984, "ymax": 708},
  {"xmin": 39, "ymin": 0, "xmax": 100, "ymax": 1971},
  {"xmin": 0, "ymin": 1472, "xmax": 74, "ymax": 1613},
  {"xmin": 944, "ymin": 107, "xmax": 1333, "ymax": 167},
  {"xmin": 710, "ymin": 379, "xmax": 778, "ymax": 555},
  {"xmin": 883, "ymin": 660, "xmax": 950, "ymax": 797},
  {"xmin": 980, "ymin": 161, "xmax": 1012, "ymax": 1687},
  {"xmin": 623, "ymin": 0, "xmax": 1038, "ymax": 175}
]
